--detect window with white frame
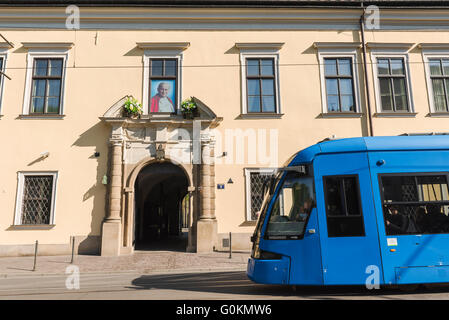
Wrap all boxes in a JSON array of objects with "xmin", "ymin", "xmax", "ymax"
[
  {"xmin": 323, "ymin": 57, "xmax": 357, "ymax": 112},
  {"xmin": 14, "ymin": 172, "xmax": 58, "ymax": 225},
  {"xmin": 376, "ymin": 57, "xmax": 410, "ymax": 112},
  {"xmin": 0, "ymin": 56, "xmax": 4, "ymax": 111},
  {"xmin": 315, "ymin": 43, "xmax": 362, "ymax": 114},
  {"xmin": 21, "ymin": 42, "xmax": 72, "ymax": 116},
  {"xmin": 369, "ymin": 43, "xmax": 414, "ymax": 114},
  {"xmin": 236, "ymin": 43, "xmax": 283, "ymax": 115},
  {"xmin": 245, "ymin": 57, "xmax": 278, "ymax": 113},
  {"xmin": 0, "ymin": 45, "xmax": 9, "ymax": 115},
  {"xmin": 245, "ymin": 168, "xmax": 276, "ymax": 221},
  {"xmin": 427, "ymin": 58, "xmax": 449, "ymax": 112},
  {"xmin": 137, "ymin": 42, "xmax": 189, "ymax": 115}
]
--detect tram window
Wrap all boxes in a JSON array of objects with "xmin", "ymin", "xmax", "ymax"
[
  {"xmin": 380, "ymin": 174, "xmax": 449, "ymax": 235},
  {"xmin": 265, "ymin": 172, "xmax": 315, "ymax": 239},
  {"xmin": 324, "ymin": 175, "xmax": 365, "ymax": 237}
]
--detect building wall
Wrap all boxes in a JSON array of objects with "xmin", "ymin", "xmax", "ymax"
[{"xmin": 1, "ymin": 7, "xmax": 449, "ymax": 254}]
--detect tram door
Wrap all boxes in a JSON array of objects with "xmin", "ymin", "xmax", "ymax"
[{"xmin": 314, "ymin": 152, "xmax": 384, "ymax": 285}]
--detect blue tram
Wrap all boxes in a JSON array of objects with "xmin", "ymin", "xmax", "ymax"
[{"xmin": 247, "ymin": 135, "xmax": 449, "ymax": 286}]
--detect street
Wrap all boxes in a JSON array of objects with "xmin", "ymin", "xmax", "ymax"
[{"xmin": 1, "ymin": 270, "xmax": 449, "ymax": 300}]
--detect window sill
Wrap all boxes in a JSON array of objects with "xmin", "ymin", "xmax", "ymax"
[
  {"xmin": 374, "ymin": 112, "xmax": 417, "ymax": 118},
  {"xmin": 237, "ymin": 113, "xmax": 284, "ymax": 119},
  {"xmin": 319, "ymin": 112, "xmax": 363, "ymax": 118},
  {"xmin": 18, "ymin": 114, "xmax": 66, "ymax": 120},
  {"xmin": 427, "ymin": 112, "xmax": 449, "ymax": 118},
  {"xmin": 8, "ymin": 224, "xmax": 55, "ymax": 230},
  {"xmin": 239, "ymin": 220, "xmax": 257, "ymax": 227}
]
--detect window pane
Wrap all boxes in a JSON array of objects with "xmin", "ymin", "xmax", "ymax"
[
  {"xmin": 324, "ymin": 59, "xmax": 337, "ymax": 76},
  {"xmin": 324, "ymin": 176, "xmax": 365, "ymax": 237},
  {"xmin": 0, "ymin": 57, "xmax": 3, "ymax": 70},
  {"xmin": 341, "ymin": 95, "xmax": 355, "ymax": 112},
  {"xmin": 165, "ymin": 60, "xmax": 176, "ymax": 76},
  {"xmin": 390, "ymin": 59, "xmax": 405, "ymax": 75},
  {"xmin": 34, "ymin": 59, "xmax": 48, "ymax": 76},
  {"xmin": 151, "ymin": 60, "xmax": 163, "ymax": 76},
  {"xmin": 250, "ymin": 172, "xmax": 275, "ymax": 221},
  {"xmin": 31, "ymin": 97, "xmax": 44, "ymax": 113},
  {"xmin": 266, "ymin": 173, "xmax": 315, "ymax": 238},
  {"xmin": 247, "ymin": 59, "xmax": 259, "ymax": 76},
  {"xmin": 339, "ymin": 79, "xmax": 353, "ymax": 95},
  {"xmin": 379, "ymin": 78, "xmax": 393, "ymax": 111},
  {"xmin": 262, "ymin": 96, "xmax": 276, "ymax": 112},
  {"xmin": 327, "ymin": 95, "xmax": 340, "ymax": 112},
  {"xmin": 21, "ymin": 175, "xmax": 53, "ymax": 225},
  {"xmin": 430, "ymin": 59, "xmax": 442, "ymax": 76},
  {"xmin": 337, "ymin": 59, "xmax": 352, "ymax": 76},
  {"xmin": 394, "ymin": 94, "xmax": 408, "ymax": 111},
  {"xmin": 247, "ymin": 79, "xmax": 260, "ymax": 95},
  {"xmin": 381, "ymin": 175, "xmax": 449, "ymax": 235},
  {"xmin": 433, "ymin": 79, "xmax": 447, "ymax": 111},
  {"xmin": 48, "ymin": 80, "xmax": 61, "ymax": 97},
  {"xmin": 32, "ymin": 80, "xmax": 46, "ymax": 97},
  {"xmin": 261, "ymin": 79, "xmax": 275, "ymax": 95},
  {"xmin": 377, "ymin": 59, "xmax": 390, "ymax": 75},
  {"xmin": 46, "ymin": 97, "xmax": 60, "ymax": 113},
  {"xmin": 49, "ymin": 59, "xmax": 62, "ymax": 77},
  {"xmin": 393, "ymin": 78, "xmax": 408, "ymax": 111},
  {"xmin": 248, "ymin": 96, "xmax": 261, "ymax": 112},
  {"xmin": 260, "ymin": 59, "xmax": 274, "ymax": 76},
  {"xmin": 326, "ymin": 79, "xmax": 338, "ymax": 95},
  {"xmin": 443, "ymin": 60, "xmax": 449, "ymax": 76}
]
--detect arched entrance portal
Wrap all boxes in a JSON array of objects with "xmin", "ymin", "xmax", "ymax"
[{"xmin": 134, "ymin": 161, "xmax": 190, "ymax": 251}]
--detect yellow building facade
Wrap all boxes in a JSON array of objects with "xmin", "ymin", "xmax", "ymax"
[{"xmin": 2, "ymin": 2, "xmax": 449, "ymax": 256}]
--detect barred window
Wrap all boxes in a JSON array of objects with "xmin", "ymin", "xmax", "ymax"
[
  {"xmin": 246, "ymin": 169, "xmax": 275, "ymax": 221},
  {"xmin": 15, "ymin": 173, "xmax": 57, "ymax": 225}
]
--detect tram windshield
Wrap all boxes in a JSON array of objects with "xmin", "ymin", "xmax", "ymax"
[{"xmin": 265, "ymin": 171, "xmax": 315, "ymax": 239}]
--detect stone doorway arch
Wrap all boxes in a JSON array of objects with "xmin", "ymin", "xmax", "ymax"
[{"xmin": 100, "ymin": 96, "xmax": 222, "ymax": 256}]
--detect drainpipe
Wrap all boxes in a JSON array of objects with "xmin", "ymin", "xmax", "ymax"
[{"xmin": 360, "ymin": 3, "xmax": 374, "ymax": 137}]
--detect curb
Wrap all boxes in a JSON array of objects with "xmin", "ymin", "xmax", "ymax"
[{"xmin": 0, "ymin": 266, "xmax": 248, "ymax": 279}]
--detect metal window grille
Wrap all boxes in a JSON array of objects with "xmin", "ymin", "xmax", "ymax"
[
  {"xmin": 21, "ymin": 175, "xmax": 54, "ymax": 224},
  {"xmin": 250, "ymin": 171, "xmax": 274, "ymax": 220}
]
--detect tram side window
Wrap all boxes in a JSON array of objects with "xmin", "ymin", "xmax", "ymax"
[
  {"xmin": 324, "ymin": 175, "xmax": 365, "ymax": 237},
  {"xmin": 381, "ymin": 174, "xmax": 449, "ymax": 235}
]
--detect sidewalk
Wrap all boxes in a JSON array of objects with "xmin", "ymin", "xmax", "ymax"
[{"xmin": 0, "ymin": 250, "xmax": 250, "ymax": 277}]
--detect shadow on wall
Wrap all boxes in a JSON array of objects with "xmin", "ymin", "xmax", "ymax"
[{"xmin": 72, "ymin": 121, "xmax": 110, "ymax": 251}]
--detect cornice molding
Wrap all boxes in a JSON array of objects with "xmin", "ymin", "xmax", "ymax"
[
  {"xmin": 313, "ymin": 42, "xmax": 362, "ymax": 49},
  {"xmin": 21, "ymin": 42, "xmax": 74, "ymax": 49},
  {"xmin": 1, "ymin": 8, "xmax": 449, "ymax": 30},
  {"xmin": 0, "ymin": 42, "xmax": 13, "ymax": 49},
  {"xmin": 418, "ymin": 43, "xmax": 449, "ymax": 51},
  {"xmin": 366, "ymin": 42, "xmax": 415, "ymax": 50},
  {"xmin": 235, "ymin": 42, "xmax": 284, "ymax": 51},
  {"xmin": 136, "ymin": 42, "xmax": 190, "ymax": 51}
]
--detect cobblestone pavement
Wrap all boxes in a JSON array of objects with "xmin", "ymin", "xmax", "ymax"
[{"xmin": 0, "ymin": 251, "xmax": 249, "ymax": 277}]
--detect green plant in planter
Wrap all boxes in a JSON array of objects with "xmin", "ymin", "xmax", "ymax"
[
  {"xmin": 181, "ymin": 97, "xmax": 198, "ymax": 119},
  {"xmin": 123, "ymin": 97, "xmax": 143, "ymax": 118}
]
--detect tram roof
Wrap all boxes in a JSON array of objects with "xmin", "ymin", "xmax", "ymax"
[{"xmin": 290, "ymin": 135, "xmax": 449, "ymax": 165}]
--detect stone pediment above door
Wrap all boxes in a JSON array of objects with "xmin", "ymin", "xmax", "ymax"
[{"xmin": 100, "ymin": 95, "xmax": 222, "ymax": 128}]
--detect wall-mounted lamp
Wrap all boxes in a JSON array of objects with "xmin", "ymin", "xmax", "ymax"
[
  {"xmin": 102, "ymin": 175, "xmax": 108, "ymax": 185},
  {"xmin": 40, "ymin": 151, "xmax": 50, "ymax": 159},
  {"xmin": 94, "ymin": 152, "xmax": 100, "ymax": 157},
  {"xmin": 227, "ymin": 178, "xmax": 234, "ymax": 184}
]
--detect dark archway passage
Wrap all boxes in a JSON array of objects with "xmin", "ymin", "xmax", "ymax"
[{"xmin": 134, "ymin": 161, "xmax": 189, "ymax": 251}]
